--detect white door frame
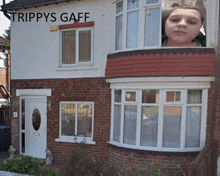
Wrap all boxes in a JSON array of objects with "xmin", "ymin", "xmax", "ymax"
[{"xmin": 17, "ymin": 89, "xmax": 51, "ymax": 158}]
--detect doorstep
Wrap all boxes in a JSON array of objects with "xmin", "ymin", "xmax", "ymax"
[{"xmin": 0, "ymin": 170, "xmax": 32, "ymax": 176}]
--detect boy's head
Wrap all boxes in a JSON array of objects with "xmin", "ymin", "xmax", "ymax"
[{"xmin": 165, "ymin": 5, "xmax": 203, "ymax": 46}]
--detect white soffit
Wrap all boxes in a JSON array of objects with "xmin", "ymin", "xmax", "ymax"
[{"xmin": 106, "ymin": 77, "xmax": 215, "ymax": 89}]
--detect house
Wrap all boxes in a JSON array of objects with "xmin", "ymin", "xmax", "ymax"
[
  {"xmin": 0, "ymin": 36, "xmax": 10, "ymax": 126},
  {"xmin": 1, "ymin": 0, "xmax": 220, "ymax": 175}
]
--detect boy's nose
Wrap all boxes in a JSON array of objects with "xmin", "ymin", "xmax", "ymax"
[{"xmin": 177, "ymin": 19, "xmax": 187, "ymax": 27}]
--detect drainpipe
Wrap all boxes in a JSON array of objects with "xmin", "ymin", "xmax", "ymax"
[{"xmin": 2, "ymin": 0, "xmax": 10, "ymax": 20}]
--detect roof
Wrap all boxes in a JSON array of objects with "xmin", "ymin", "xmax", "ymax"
[
  {"xmin": 1, "ymin": 0, "xmax": 79, "ymax": 11},
  {"xmin": 0, "ymin": 37, "xmax": 10, "ymax": 48}
]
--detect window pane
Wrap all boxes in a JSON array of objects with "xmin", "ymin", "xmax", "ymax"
[
  {"xmin": 141, "ymin": 106, "xmax": 158, "ymax": 147},
  {"xmin": 163, "ymin": 106, "xmax": 181, "ymax": 148},
  {"xmin": 166, "ymin": 91, "xmax": 181, "ymax": 102},
  {"xmin": 21, "ymin": 99, "xmax": 25, "ymax": 130},
  {"xmin": 116, "ymin": 1, "xmax": 123, "ymax": 14},
  {"xmin": 62, "ymin": 30, "xmax": 76, "ymax": 64},
  {"xmin": 187, "ymin": 90, "xmax": 202, "ymax": 104},
  {"xmin": 77, "ymin": 103, "xmax": 92, "ymax": 137},
  {"xmin": 0, "ymin": 59, "xmax": 5, "ymax": 67},
  {"xmin": 125, "ymin": 91, "xmax": 136, "ymax": 101},
  {"xmin": 146, "ymin": 0, "xmax": 159, "ymax": 5},
  {"xmin": 22, "ymin": 132, "xmax": 25, "ymax": 153},
  {"xmin": 0, "ymin": 52, "xmax": 6, "ymax": 67},
  {"xmin": 115, "ymin": 15, "xmax": 123, "ymax": 50},
  {"xmin": 185, "ymin": 107, "xmax": 201, "ymax": 148},
  {"xmin": 79, "ymin": 30, "xmax": 91, "ymax": 62},
  {"xmin": 142, "ymin": 90, "xmax": 159, "ymax": 103},
  {"xmin": 145, "ymin": 8, "xmax": 160, "ymax": 47},
  {"xmin": 124, "ymin": 105, "xmax": 137, "ymax": 145},
  {"xmin": 32, "ymin": 109, "xmax": 41, "ymax": 131},
  {"xmin": 113, "ymin": 105, "xmax": 121, "ymax": 142},
  {"xmin": 0, "ymin": 52, "xmax": 6, "ymax": 59},
  {"xmin": 127, "ymin": 0, "xmax": 139, "ymax": 10},
  {"xmin": 115, "ymin": 90, "xmax": 122, "ymax": 102},
  {"xmin": 127, "ymin": 11, "xmax": 139, "ymax": 48},
  {"xmin": 61, "ymin": 103, "xmax": 75, "ymax": 136}
]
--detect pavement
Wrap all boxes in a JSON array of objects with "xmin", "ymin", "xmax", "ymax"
[{"xmin": 0, "ymin": 171, "xmax": 31, "ymax": 176}]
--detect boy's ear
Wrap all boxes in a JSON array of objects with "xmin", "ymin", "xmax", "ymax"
[{"xmin": 200, "ymin": 23, "xmax": 203, "ymax": 28}]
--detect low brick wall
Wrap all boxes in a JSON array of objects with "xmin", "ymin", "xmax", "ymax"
[
  {"xmin": 109, "ymin": 144, "xmax": 198, "ymax": 175},
  {"xmin": 10, "ymin": 77, "xmax": 217, "ymax": 172},
  {"xmin": 10, "ymin": 78, "xmax": 111, "ymax": 165}
]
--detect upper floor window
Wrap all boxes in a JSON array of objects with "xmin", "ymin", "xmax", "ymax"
[
  {"xmin": 115, "ymin": 0, "xmax": 209, "ymax": 50},
  {"xmin": 0, "ymin": 52, "xmax": 6, "ymax": 68},
  {"xmin": 61, "ymin": 27, "xmax": 93, "ymax": 67}
]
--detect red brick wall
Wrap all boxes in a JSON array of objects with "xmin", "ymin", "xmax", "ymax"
[
  {"xmin": 109, "ymin": 145, "xmax": 198, "ymax": 175},
  {"xmin": 0, "ymin": 52, "xmax": 10, "ymax": 99},
  {"xmin": 10, "ymin": 77, "xmax": 216, "ymax": 172},
  {"xmin": 10, "ymin": 78, "xmax": 111, "ymax": 164},
  {"xmin": 0, "ymin": 68, "xmax": 7, "ymax": 99}
]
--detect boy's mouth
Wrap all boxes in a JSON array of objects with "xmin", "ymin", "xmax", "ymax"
[{"xmin": 174, "ymin": 31, "xmax": 187, "ymax": 34}]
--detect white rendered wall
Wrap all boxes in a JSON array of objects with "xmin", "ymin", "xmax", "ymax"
[
  {"xmin": 10, "ymin": 0, "xmax": 219, "ymax": 80},
  {"xmin": 10, "ymin": 0, "xmax": 114, "ymax": 80}
]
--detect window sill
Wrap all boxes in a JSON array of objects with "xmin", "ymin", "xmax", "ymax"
[
  {"xmin": 55, "ymin": 137, "xmax": 96, "ymax": 145},
  {"xmin": 57, "ymin": 66, "xmax": 98, "ymax": 71},
  {"xmin": 108, "ymin": 141, "xmax": 203, "ymax": 152}
]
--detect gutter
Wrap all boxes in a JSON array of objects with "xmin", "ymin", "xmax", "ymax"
[
  {"xmin": 0, "ymin": 85, "xmax": 11, "ymax": 98},
  {"xmin": 1, "ymin": 0, "xmax": 10, "ymax": 20}
]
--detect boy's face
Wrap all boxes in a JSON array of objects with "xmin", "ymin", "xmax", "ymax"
[{"xmin": 165, "ymin": 8, "xmax": 202, "ymax": 45}]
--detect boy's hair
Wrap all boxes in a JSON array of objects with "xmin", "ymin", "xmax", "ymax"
[{"xmin": 168, "ymin": 4, "xmax": 204, "ymax": 23}]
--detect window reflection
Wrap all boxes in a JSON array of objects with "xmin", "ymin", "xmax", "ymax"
[{"xmin": 32, "ymin": 109, "xmax": 41, "ymax": 131}]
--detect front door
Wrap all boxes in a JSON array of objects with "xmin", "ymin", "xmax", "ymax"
[{"xmin": 21, "ymin": 97, "xmax": 47, "ymax": 159}]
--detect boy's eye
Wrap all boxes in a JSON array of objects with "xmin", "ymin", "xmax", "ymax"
[
  {"xmin": 189, "ymin": 21, "xmax": 197, "ymax": 24},
  {"xmin": 170, "ymin": 18, "xmax": 179, "ymax": 22}
]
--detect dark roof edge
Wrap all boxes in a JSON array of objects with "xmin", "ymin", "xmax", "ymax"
[{"xmin": 1, "ymin": 0, "xmax": 78, "ymax": 11}]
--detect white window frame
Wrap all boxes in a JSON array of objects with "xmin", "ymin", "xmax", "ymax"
[
  {"xmin": 55, "ymin": 101, "xmax": 95, "ymax": 145},
  {"xmin": 0, "ymin": 52, "xmax": 6, "ymax": 68},
  {"xmin": 107, "ymin": 77, "xmax": 212, "ymax": 152},
  {"xmin": 115, "ymin": 0, "xmax": 161, "ymax": 50},
  {"xmin": 0, "ymin": 58, "xmax": 6, "ymax": 68},
  {"xmin": 114, "ymin": 0, "xmax": 219, "ymax": 51},
  {"xmin": 59, "ymin": 27, "xmax": 94, "ymax": 68}
]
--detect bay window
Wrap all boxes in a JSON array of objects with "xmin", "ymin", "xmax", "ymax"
[{"xmin": 110, "ymin": 86, "xmax": 208, "ymax": 152}]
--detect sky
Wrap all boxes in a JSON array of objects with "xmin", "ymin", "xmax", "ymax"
[{"xmin": 0, "ymin": 0, "xmax": 12, "ymax": 37}]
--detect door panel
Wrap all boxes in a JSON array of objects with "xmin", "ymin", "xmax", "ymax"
[{"xmin": 25, "ymin": 98, "xmax": 47, "ymax": 159}]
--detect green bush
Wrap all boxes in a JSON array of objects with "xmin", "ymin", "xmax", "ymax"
[
  {"xmin": 0, "ymin": 155, "xmax": 57, "ymax": 176},
  {"xmin": 60, "ymin": 149, "xmax": 118, "ymax": 176}
]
